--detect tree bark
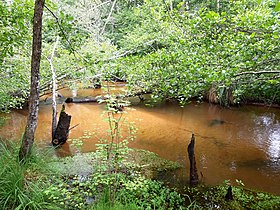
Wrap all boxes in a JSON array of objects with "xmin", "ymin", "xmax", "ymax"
[
  {"xmin": 188, "ymin": 134, "xmax": 199, "ymax": 186},
  {"xmin": 52, "ymin": 104, "xmax": 71, "ymax": 146},
  {"xmin": 19, "ymin": 0, "xmax": 45, "ymax": 162}
]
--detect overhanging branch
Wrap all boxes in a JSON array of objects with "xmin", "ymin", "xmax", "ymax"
[{"xmin": 235, "ymin": 70, "xmax": 280, "ymax": 77}]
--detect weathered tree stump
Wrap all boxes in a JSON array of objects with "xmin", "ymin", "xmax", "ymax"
[
  {"xmin": 188, "ymin": 134, "xmax": 199, "ymax": 186},
  {"xmin": 225, "ymin": 186, "xmax": 233, "ymax": 200},
  {"xmin": 52, "ymin": 104, "xmax": 71, "ymax": 146}
]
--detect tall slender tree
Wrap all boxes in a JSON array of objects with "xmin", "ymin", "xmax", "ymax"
[{"xmin": 19, "ymin": 0, "xmax": 45, "ymax": 162}]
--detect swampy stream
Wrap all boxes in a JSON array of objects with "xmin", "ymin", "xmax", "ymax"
[{"xmin": 1, "ymin": 85, "xmax": 280, "ymax": 195}]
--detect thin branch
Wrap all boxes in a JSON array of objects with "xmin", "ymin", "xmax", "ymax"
[
  {"xmin": 103, "ymin": 39, "xmax": 157, "ymax": 62},
  {"xmin": 44, "ymin": 5, "xmax": 75, "ymax": 55},
  {"xmin": 100, "ymin": 0, "xmax": 117, "ymax": 35},
  {"xmin": 235, "ymin": 27, "xmax": 274, "ymax": 35},
  {"xmin": 44, "ymin": 5, "xmax": 90, "ymax": 63},
  {"xmin": 69, "ymin": 123, "xmax": 79, "ymax": 131},
  {"xmin": 162, "ymin": 0, "xmax": 187, "ymax": 37},
  {"xmin": 79, "ymin": 0, "xmax": 111, "ymax": 19},
  {"xmin": 235, "ymin": 70, "xmax": 280, "ymax": 77}
]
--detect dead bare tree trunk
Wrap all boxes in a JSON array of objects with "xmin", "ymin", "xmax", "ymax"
[
  {"xmin": 46, "ymin": 36, "xmax": 59, "ymax": 139},
  {"xmin": 19, "ymin": 0, "xmax": 45, "ymax": 162},
  {"xmin": 188, "ymin": 134, "xmax": 199, "ymax": 186}
]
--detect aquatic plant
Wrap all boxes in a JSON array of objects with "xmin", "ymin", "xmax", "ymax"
[{"xmin": 185, "ymin": 180, "xmax": 280, "ymax": 209}]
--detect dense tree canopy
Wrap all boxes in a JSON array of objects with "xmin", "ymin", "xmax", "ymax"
[{"xmin": 0, "ymin": 0, "xmax": 279, "ymax": 111}]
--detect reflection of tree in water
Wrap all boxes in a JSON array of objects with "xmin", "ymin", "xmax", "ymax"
[
  {"xmin": 268, "ymin": 128, "xmax": 280, "ymax": 162},
  {"xmin": 253, "ymin": 113, "xmax": 280, "ymax": 162}
]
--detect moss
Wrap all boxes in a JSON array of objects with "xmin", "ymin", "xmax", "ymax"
[
  {"xmin": 125, "ymin": 149, "xmax": 181, "ymax": 178},
  {"xmin": 50, "ymin": 149, "xmax": 181, "ymax": 178},
  {"xmin": 50, "ymin": 152, "xmax": 96, "ymax": 176},
  {"xmin": 0, "ymin": 116, "xmax": 9, "ymax": 127}
]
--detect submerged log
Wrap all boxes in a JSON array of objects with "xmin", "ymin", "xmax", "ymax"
[
  {"xmin": 188, "ymin": 134, "xmax": 199, "ymax": 186},
  {"xmin": 52, "ymin": 104, "xmax": 71, "ymax": 146},
  {"xmin": 65, "ymin": 97, "xmax": 102, "ymax": 103}
]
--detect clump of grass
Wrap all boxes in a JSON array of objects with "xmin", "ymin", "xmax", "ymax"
[{"xmin": 0, "ymin": 140, "xmax": 59, "ymax": 210}]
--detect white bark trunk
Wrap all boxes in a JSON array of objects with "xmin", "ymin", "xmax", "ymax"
[{"xmin": 47, "ymin": 36, "xmax": 59, "ymax": 139}]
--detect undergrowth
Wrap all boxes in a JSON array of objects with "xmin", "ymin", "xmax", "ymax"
[{"xmin": 0, "ymin": 140, "xmax": 59, "ymax": 209}]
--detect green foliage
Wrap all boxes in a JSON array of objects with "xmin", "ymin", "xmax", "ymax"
[
  {"xmin": 105, "ymin": 0, "xmax": 280, "ymax": 106},
  {"xmin": 95, "ymin": 93, "xmax": 135, "ymax": 173},
  {"xmin": 0, "ymin": 140, "xmax": 59, "ymax": 210},
  {"xmin": 0, "ymin": 116, "xmax": 9, "ymax": 127},
  {"xmin": 0, "ymin": 0, "xmax": 33, "ymax": 61},
  {"xmin": 185, "ymin": 180, "xmax": 280, "ymax": 209},
  {"xmin": 0, "ymin": 0, "xmax": 33, "ymax": 111},
  {"xmin": 1, "ymin": 0, "xmax": 279, "ymax": 112},
  {"xmin": 44, "ymin": 172, "xmax": 186, "ymax": 210},
  {"xmin": 116, "ymin": 174, "xmax": 185, "ymax": 210}
]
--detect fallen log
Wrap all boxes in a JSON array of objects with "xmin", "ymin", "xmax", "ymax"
[
  {"xmin": 64, "ymin": 91, "xmax": 152, "ymax": 104},
  {"xmin": 188, "ymin": 134, "xmax": 199, "ymax": 186},
  {"xmin": 52, "ymin": 104, "xmax": 71, "ymax": 146},
  {"xmin": 65, "ymin": 96, "xmax": 105, "ymax": 103}
]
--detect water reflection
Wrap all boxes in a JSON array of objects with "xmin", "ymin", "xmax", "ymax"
[{"xmin": 253, "ymin": 114, "xmax": 280, "ymax": 162}]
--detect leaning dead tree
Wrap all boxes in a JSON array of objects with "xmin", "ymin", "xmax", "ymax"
[
  {"xmin": 45, "ymin": 35, "xmax": 60, "ymax": 139},
  {"xmin": 187, "ymin": 134, "xmax": 199, "ymax": 186}
]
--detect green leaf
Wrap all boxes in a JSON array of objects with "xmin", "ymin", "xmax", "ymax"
[{"xmin": 274, "ymin": 2, "xmax": 280, "ymax": 12}]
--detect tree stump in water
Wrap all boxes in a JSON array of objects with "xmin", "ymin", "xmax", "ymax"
[
  {"xmin": 188, "ymin": 134, "xmax": 199, "ymax": 186},
  {"xmin": 52, "ymin": 105, "xmax": 71, "ymax": 146},
  {"xmin": 225, "ymin": 186, "xmax": 233, "ymax": 200}
]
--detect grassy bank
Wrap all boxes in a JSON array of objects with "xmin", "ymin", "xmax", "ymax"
[{"xmin": 0, "ymin": 140, "xmax": 279, "ymax": 210}]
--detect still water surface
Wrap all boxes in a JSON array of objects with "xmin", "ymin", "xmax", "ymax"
[{"xmin": 1, "ymin": 87, "xmax": 279, "ymax": 195}]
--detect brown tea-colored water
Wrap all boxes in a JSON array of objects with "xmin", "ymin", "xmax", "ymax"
[{"xmin": 1, "ymin": 88, "xmax": 280, "ymax": 195}]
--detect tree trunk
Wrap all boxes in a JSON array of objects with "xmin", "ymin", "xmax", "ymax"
[
  {"xmin": 19, "ymin": 0, "xmax": 45, "ymax": 162},
  {"xmin": 47, "ymin": 36, "xmax": 60, "ymax": 139},
  {"xmin": 225, "ymin": 186, "xmax": 233, "ymax": 200},
  {"xmin": 52, "ymin": 104, "xmax": 71, "ymax": 146},
  {"xmin": 188, "ymin": 134, "xmax": 199, "ymax": 186}
]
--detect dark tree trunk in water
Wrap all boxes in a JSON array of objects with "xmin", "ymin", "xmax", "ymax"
[
  {"xmin": 52, "ymin": 104, "xmax": 71, "ymax": 146},
  {"xmin": 225, "ymin": 186, "xmax": 233, "ymax": 200},
  {"xmin": 188, "ymin": 134, "xmax": 199, "ymax": 186},
  {"xmin": 19, "ymin": 0, "xmax": 45, "ymax": 162}
]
